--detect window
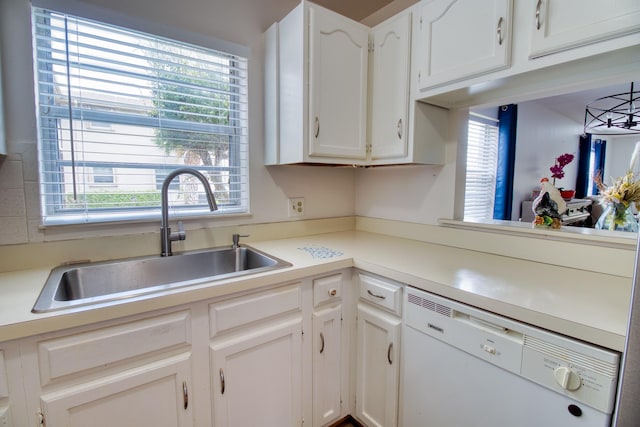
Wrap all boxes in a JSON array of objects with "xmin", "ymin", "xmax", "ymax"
[
  {"xmin": 464, "ymin": 115, "xmax": 499, "ymax": 221},
  {"xmin": 32, "ymin": 7, "xmax": 249, "ymax": 225},
  {"xmin": 92, "ymin": 167, "xmax": 114, "ymax": 185}
]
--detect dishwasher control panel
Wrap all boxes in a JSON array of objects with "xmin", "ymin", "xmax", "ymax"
[{"xmin": 405, "ymin": 288, "xmax": 620, "ymax": 415}]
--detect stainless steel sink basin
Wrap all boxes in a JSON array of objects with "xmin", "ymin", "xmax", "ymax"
[{"xmin": 32, "ymin": 247, "xmax": 291, "ymax": 313}]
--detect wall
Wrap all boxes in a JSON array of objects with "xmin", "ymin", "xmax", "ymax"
[
  {"xmin": 512, "ymin": 101, "xmax": 582, "ymax": 220},
  {"xmin": 605, "ymin": 135, "xmax": 640, "ymax": 179},
  {"xmin": 0, "ymin": 0, "xmax": 357, "ymax": 247}
]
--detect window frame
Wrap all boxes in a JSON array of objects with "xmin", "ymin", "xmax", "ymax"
[{"xmin": 32, "ymin": 7, "xmax": 249, "ymax": 225}]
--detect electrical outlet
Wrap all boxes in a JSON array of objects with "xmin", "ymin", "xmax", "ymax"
[
  {"xmin": 0, "ymin": 406, "xmax": 12, "ymax": 427},
  {"xmin": 288, "ymin": 197, "xmax": 305, "ymax": 217}
]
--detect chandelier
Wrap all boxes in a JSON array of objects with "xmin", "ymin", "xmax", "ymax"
[{"xmin": 584, "ymin": 82, "xmax": 639, "ymax": 135}]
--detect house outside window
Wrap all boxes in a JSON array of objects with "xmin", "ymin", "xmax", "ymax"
[{"xmin": 32, "ymin": 7, "xmax": 249, "ymax": 225}]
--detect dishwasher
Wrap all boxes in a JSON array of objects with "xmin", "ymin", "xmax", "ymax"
[{"xmin": 401, "ymin": 287, "xmax": 620, "ymax": 427}]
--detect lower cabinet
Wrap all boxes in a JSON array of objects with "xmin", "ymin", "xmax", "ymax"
[
  {"xmin": 6, "ymin": 269, "xmax": 407, "ymax": 427},
  {"xmin": 355, "ymin": 273, "xmax": 402, "ymax": 427},
  {"xmin": 312, "ymin": 272, "xmax": 348, "ymax": 427},
  {"xmin": 21, "ymin": 309, "xmax": 195, "ymax": 427},
  {"xmin": 39, "ymin": 354, "xmax": 193, "ymax": 427},
  {"xmin": 209, "ymin": 282, "xmax": 305, "ymax": 427},
  {"xmin": 210, "ymin": 320, "xmax": 303, "ymax": 426}
]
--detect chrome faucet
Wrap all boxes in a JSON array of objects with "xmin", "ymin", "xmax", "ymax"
[{"xmin": 161, "ymin": 168, "xmax": 218, "ymax": 256}]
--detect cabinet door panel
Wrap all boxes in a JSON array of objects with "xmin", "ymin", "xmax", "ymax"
[
  {"xmin": 313, "ymin": 305, "xmax": 342, "ymax": 426},
  {"xmin": 370, "ymin": 13, "xmax": 411, "ymax": 160},
  {"xmin": 211, "ymin": 319, "xmax": 302, "ymax": 427},
  {"xmin": 40, "ymin": 354, "xmax": 192, "ymax": 427},
  {"xmin": 417, "ymin": 0, "xmax": 511, "ymax": 91},
  {"xmin": 309, "ymin": 6, "xmax": 368, "ymax": 159},
  {"xmin": 530, "ymin": 0, "xmax": 640, "ymax": 58},
  {"xmin": 356, "ymin": 304, "xmax": 401, "ymax": 427}
]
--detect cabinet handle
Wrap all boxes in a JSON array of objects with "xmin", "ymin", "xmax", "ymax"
[
  {"xmin": 314, "ymin": 117, "xmax": 320, "ymax": 138},
  {"xmin": 220, "ymin": 368, "xmax": 225, "ymax": 395},
  {"xmin": 387, "ymin": 342, "xmax": 393, "ymax": 365},
  {"xmin": 367, "ymin": 289, "xmax": 386, "ymax": 300},
  {"xmin": 320, "ymin": 332, "xmax": 325, "ymax": 354},
  {"xmin": 496, "ymin": 17, "xmax": 504, "ymax": 46},
  {"xmin": 397, "ymin": 118, "xmax": 403, "ymax": 139},
  {"xmin": 183, "ymin": 381, "xmax": 189, "ymax": 410},
  {"xmin": 535, "ymin": 0, "xmax": 542, "ymax": 30}
]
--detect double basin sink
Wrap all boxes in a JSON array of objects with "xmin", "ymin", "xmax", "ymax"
[{"xmin": 33, "ymin": 246, "xmax": 291, "ymax": 313}]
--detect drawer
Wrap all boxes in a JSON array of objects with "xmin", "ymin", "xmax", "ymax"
[
  {"xmin": 358, "ymin": 273, "xmax": 402, "ymax": 315},
  {"xmin": 209, "ymin": 283, "xmax": 302, "ymax": 337},
  {"xmin": 38, "ymin": 310, "xmax": 191, "ymax": 385},
  {"xmin": 313, "ymin": 273, "xmax": 343, "ymax": 307}
]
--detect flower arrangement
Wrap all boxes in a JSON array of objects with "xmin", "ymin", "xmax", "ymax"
[
  {"xmin": 594, "ymin": 142, "xmax": 640, "ymax": 231},
  {"xmin": 549, "ymin": 153, "xmax": 574, "ymax": 185}
]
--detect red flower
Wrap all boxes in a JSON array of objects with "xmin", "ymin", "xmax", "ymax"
[{"xmin": 550, "ymin": 153, "xmax": 574, "ymax": 180}]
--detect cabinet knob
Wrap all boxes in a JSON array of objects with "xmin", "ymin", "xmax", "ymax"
[{"xmin": 328, "ymin": 288, "xmax": 337, "ymax": 297}]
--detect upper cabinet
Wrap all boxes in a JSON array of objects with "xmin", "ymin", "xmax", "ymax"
[
  {"xmin": 414, "ymin": 0, "xmax": 513, "ymax": 92},
  {"xmin": 369, "ymin": 13, "xmax": 412, "ymax": 161},
  {"xmin": 529, "ymin": 0, "xmax": 640, "ymax": 58},
  {"xmin": 265, "ymin": 1, "xmax": 369, "ymax": 165},
  {"xmin": 308, "ymin": 5, "xmax": 369, "ymax": 160},
  {"xmin": 265, "ymin": 1, "xmax": 448, "ymax": 166}
]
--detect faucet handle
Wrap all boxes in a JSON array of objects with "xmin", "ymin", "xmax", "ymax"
[
  {"xmin": 176, "ymin": 221, "xmax": 186, "ymax": 241},
  {"xmin": 232, "ymin": 233, "xmax": 249, "ymax": 248}
]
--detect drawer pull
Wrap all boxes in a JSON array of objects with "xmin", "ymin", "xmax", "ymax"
[
  {"xmin": 367, "ymin": 289, "xmax": 386, "ymax": 300},
  {"xmin": 319, "ymin": 332, "xmax": 325, "ymax": 354},
  {"xmin": 183, "ymin": 381, "xmax": 189, "ymax": 410},
  {"xmin": 328, "ymin": 288, "xmax": 337, "ymax": 297},
  {"xmin": 220, "ymin": 368, "xmax": 225, "ymax": 395}
]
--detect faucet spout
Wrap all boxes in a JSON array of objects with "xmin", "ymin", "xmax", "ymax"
[{"xmin": 161, "ymin": 167, "xmax": 218, "ymax": 256}]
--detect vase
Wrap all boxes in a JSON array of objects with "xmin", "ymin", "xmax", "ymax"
[{"xmin": 595, "ymin": 203, "xmax": 639, "ymax": 232}]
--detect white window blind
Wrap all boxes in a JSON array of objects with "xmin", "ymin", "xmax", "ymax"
[
  {"xmin": 464, "ymin": 116, "xmax": 499, "ymax": 221},
  {"xmin": 32, "ymin": 7, "xmax": 249, "ymax": 225}
]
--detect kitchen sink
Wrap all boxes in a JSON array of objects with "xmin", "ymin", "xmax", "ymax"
[{"xmin": 32, "ymin": 246, "xmax": 291, "ymax": 313}]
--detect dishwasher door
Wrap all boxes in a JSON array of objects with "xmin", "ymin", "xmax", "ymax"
[
  {"xmin": 401, "ymin": 326, "xmax": 612, "ymax": 427},
  {"xmin": 401, "ymin": 288, "xmax": 618, "ymax": 427}
]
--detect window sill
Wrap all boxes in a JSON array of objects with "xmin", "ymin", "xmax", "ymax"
[{"xmin": 439, "ymin": 219, "xmax": 638, "ymax": 250}]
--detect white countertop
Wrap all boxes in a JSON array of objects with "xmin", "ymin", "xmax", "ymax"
[{"xmin": 0, "ymin": 230, "xmax": 631, "ymax": 351}]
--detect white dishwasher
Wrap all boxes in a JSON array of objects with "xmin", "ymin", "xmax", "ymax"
[{"xmin": 401, "ymin": 287, "xmax": 620, "ymax": 427}]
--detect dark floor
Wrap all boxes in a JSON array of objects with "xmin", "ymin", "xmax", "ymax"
[{"xmin": 332, "ymin": 416, "xmax": 363, "ymax": 427}]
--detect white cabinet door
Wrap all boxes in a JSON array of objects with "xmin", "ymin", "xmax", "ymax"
[
  {"xmin": 211, "ymin": 319, "xmax": 303, "ymax": 427},
  {"xmin": 415, "ymin": 0, "xmax": 512, "ymax": 92},
  {"xmin": 355, "ymin": 304, "xmax": 401, "ymax": 427},
  {"xmin": 313, "ymin": 304, "xmax": 342, "ymax": 427},
  {"xmin": 369, "ymin": 12, "xmax": 411, "ymax": 161},
  {"xmin": 40, "ymin": 354, "xmax": 193, "ymax": 427},
  {"xmin": 308, "ymin": 4, "xmax": 369, "ymax": 160},
  {"xmin": 529, "ymin": 0, "xmax": 640, "ymax": 58}
]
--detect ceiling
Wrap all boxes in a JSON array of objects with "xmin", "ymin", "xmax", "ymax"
[
  {"xmin": 532, "ymin": 82, "xmax": 638, "ymax": 126},
  {"xmin": 313, "ymin": 0, "xmax": 397, "ymax": 21}
]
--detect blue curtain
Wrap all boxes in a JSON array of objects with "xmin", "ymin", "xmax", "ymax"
[
  {"xmin": 592, "ymin": 139, "xmax": 606, "ymax": 195},
  {"xmin": 493, "ymin": 104, "xmax": 518, "ymax": 220},
  {"xmin": 575, "ymin": 134, "xmax": 606, "ymax": 198},
  {"xmin": 575, "ymin": 134, "xmax": 592, "ymax": 199}
]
